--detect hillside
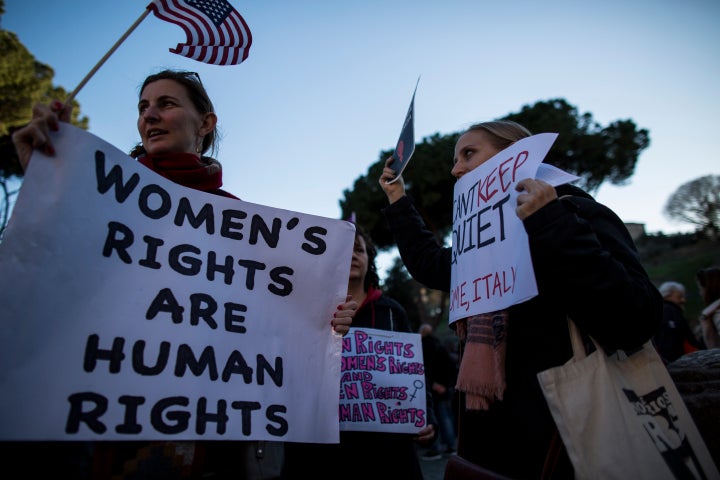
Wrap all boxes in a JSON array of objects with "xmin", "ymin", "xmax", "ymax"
[{"xmin": 639, "ymin": 235, "xmax": 720, "ymax": 332}]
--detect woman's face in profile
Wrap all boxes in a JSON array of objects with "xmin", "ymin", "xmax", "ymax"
[{"xmin": 451, "ymin": 130, "xmax": 502, "ymax": 180}]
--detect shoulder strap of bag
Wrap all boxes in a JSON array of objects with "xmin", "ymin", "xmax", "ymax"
[{"xmin": 567, "ymin": 317, "xmax": 587, "ymax": 360}]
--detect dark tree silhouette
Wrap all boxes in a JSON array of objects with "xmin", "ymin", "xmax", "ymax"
[
  {"xmin": 664, "ymin": 174, "xmax": 720, "ymax": 240},
  {"xmin": 341, "ymin": 98, "xmax": 650, "ymax": 326},
  {"xmin": 341, "ymin": 98, "xmax": 650, "ymax": 251},
  {"xmin": 0, "ymin": 2, "xmax": 89, "ymax": 236}
]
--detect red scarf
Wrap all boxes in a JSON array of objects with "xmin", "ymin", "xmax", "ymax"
[{"xmin": 139, "ymin": 152, "xmax": 238, "ymax": 199}]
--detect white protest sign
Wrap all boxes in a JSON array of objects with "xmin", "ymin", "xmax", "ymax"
[
  {"xmin": 339, "ymin": 328, "xmax": 427, "ymax": 433},
  {"xmin": 450, "ymin": 133, "xmax": 577, "ymax": 323},
  {"xmin": 0, "ymin": 125, "xmax": 355, "ymax": 443}
]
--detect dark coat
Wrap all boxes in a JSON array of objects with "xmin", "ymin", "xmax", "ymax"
[
  {"xmin": 381, "ymin": 184, "xmax": 663, "ymax": 479},
  {"xmin": 421, "ymin": 334, "xmax": 458, "ymax": 397},
  {"xmin": 654, "ymin": 300, "xmax": 704, "ymax": 363},
  {"xmin": 350, "ymin": 286, "xmax": 413, "ymax": 331}
]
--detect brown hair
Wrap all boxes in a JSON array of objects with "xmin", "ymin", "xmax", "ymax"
[{"xmin": 355, "ymin": 224, "xmax": 379, "ymax": 292}]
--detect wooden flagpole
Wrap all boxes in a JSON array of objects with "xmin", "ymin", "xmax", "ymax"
[{"xmin": 65, "ymin": 8, "xmax": 152, "ymax": 104}]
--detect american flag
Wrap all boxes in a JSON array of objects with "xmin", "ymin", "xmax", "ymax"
[{"xmin": 148, "ymin": 0, "xmax": 252, "ymax": 66}]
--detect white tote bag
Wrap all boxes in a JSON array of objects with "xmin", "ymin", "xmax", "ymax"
[{"xmin": 537, "ymin": 319, "xmax": 719, "ymax": 480}]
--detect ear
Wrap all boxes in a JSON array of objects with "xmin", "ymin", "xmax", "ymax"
[{"xmin": 198, "ymin": 112, "xmax": 217, "ymax": 136}]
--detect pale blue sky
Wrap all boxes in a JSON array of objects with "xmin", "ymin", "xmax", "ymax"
[{"xmin": 4, "ymin": 1, "xmax": 719, "ymax": 274}]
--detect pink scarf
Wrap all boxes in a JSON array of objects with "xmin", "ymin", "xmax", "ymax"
[{"xmin": 454, "ymin": 310, "xmax": 509, "ymax": 410}]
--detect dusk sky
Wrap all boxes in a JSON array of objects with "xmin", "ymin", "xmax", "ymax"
[{"xmin": 5, "ymin": 0, "xmax": 719, "ymax": 273}]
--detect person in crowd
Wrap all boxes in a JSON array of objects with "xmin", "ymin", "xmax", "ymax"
[
  {"xmin": 282, "ymin": 224, "xmax": 436, "ymax": 480},
  {"xmin": 378, "ymin": 120, "xmax": 662, "ymax": 479},
  {"xmin": 11, "ymin": 68, "xmax": 357, "ymax": 479},
  {"xmin": 653, "ymin": 281, "xmax": 705, "ymax": 363},
  {"xmin": 697, "ymin": 266, "xmax": 720, "ymax": 349},
  {"xmin": 418, "ymin": 323, "xmax": 458, "ymax": 460}
]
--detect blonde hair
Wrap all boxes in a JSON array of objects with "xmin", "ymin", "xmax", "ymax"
[{"xmin": 464, "ymin": 120, "xmax": 532, "ymax": 151}]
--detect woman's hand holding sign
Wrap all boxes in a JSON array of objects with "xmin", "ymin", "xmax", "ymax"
[
  {"xmin": 12, "ymin": 100, "xmax": 73, "ymax": 170},
  {"xmin": 379, "ymin": 156, "xmax": 407, "ymax": 204},
  {"xmin": 514, "ymin": 177, "xmax": 557, "ymax": 220},
  {"xmin": 332, "ymin": 295, "xmax": 357, "ymax": 336}
]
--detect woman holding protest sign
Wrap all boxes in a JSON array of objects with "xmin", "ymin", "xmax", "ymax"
[
  {"xmin": 282, "ymin": 224, "xmax": 437, "ymax": 479},
  {"xmin": 377, "ymin": 120, "xmax": 662, "ymax": 479},
  {"xmin": 13, "ymin": 68, "xmax": 357, "ymax": 336},
  {"xmin": 11, "ymin": 68, "xmax": 358, "ymax": 479}
]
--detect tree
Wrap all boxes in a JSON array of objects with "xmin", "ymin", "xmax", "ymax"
[
  {"xmin": 341, "ymin": 132, "xmax": 458, "ymax": 251},
  {"xmin": 664, "ymin": 174, "xmax": 720, "ymax": 240},
  {"xmin": 0, "ymin": 1, "xmax": 89, "ymax": 236},
  {"xmin": 341, "ymin": 98, "xmax": 650, "ymax": 323},
  {"xmin": 502, "ymin": 99, "xmax": 650, "ymax": 193},
  {"xmin": 340, "ymin": 98, "xmax": 650, "ymax": 251}
]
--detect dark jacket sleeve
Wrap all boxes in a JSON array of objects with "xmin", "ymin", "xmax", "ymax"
[
  {"xmin": 385, "ymin": 295, "xmax": 414, "ymax": 334},
  {"xmin": 381, "ymin": 195, "xmax": 452, "ymax": 292},
  {"xmin": 523, "ymin": 188, "xmax": 662, "ymax": 352}
]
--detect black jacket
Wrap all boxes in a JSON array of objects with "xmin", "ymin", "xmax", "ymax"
[
  {"xmin": 382, "ymin": 184, "xmax": 662, "ymax": 479},
  {"xmin": 350, "ymin": 286, "xmax": 413, "ymax": 331},
  {"xmin": 654, "ymin": 300, "xmax": 704, "ymax": 363},
  {"xmin": 421, "ymin": 334, "xmax": 458, "ymax": 398}
]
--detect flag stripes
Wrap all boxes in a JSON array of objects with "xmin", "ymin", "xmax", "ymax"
[{"xmin": 148, "ymin": 0, "xmax": 252, "ymax": 65}]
